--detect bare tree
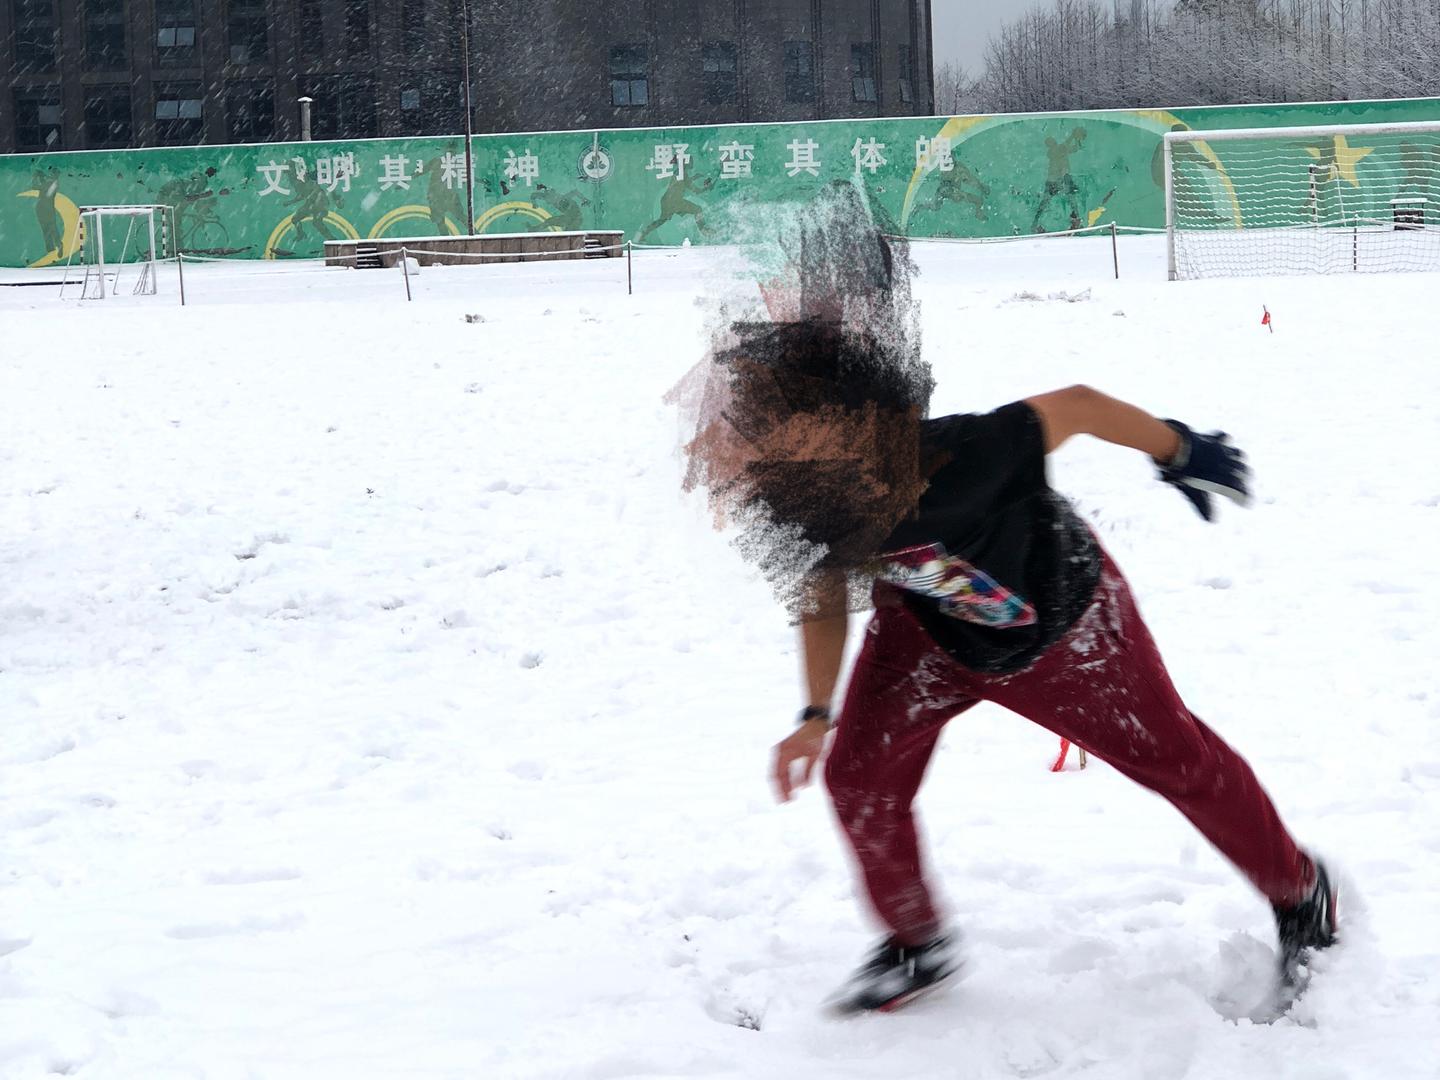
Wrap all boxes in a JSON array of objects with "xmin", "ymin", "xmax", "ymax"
[
  {"xmin": 934, "ymin": 61, "xmax": 983, "ymax": 115},
  {"xmin": 970, "ymin": 0, "xmax": 1440, "ymax": 112}
]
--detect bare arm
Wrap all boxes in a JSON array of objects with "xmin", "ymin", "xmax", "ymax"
[
  {"xmin": 1024, "ymin": 384, "xmax": 1182, "ymax": 462},
  {"xmin": 771, "ymin": 574, "xmax": 848, "ymax": 802},
  {"xmin": 799, "ymin": 611, "xmax": 847, "ymax": 714}
]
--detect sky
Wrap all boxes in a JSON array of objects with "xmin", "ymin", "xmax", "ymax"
[{"xmin": 932, "ymin": 0, "xmax": 1046, "ymax": 73}]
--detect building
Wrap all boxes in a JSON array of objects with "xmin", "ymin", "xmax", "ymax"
[
  {"xmin": 0, "ymin": 1, "xmax": 934, "ymax": 156},
  {"xmin": 474, "ymin": 1, "xmax": 936, "ymax": 132}
]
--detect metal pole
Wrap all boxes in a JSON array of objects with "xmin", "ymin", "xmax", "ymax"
[
  {"xmin": 147, "ymin": 211, "xmax": 158, "ymax": 296},
  {"xmin": 172, "ymin": 207, "xmax": 186, "ymax": 306},
  {"xmin": 59, "ymin": 214, "xmax": 77, "ymax": 299},
  {"xmin": 1163, "ymin": 136, "xmax": 1176, "ymax": 282},
  {"xmin": 298, "ymin": 97, "xmax": 314, "ymax": 141},
  {"xmin": 461, "ymin": 0, "xmax": 476, "ymax": 235},
  {"xmin": 401, "ymin": 246, "xmax": 413, "ymax": 302},
  {"xmin": 626, "ymin": 240, "xmax": 633, "ymax": 295},
  {"xmin": 96, "ymin": 213, "xmax": 107, "ymax": 299},
  {"xmin": 1111, "ymin": 221, "xmax": 1119, "ymax": 280}
]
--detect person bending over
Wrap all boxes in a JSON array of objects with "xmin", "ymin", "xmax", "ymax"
[{"xmin": 680, "ymin": 318, "xmax": 1337, "ymax": 1015}]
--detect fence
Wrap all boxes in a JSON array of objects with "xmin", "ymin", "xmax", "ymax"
[{"xmin": 5, "ymin": 95, "xmax": 1440, "ymax": 268}]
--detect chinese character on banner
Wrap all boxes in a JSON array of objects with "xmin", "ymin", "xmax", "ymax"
[
  {"xmin": 915, "ymin": 135, "xmax": 955, "ymax": 173},
  {"xmin": 785, "ymin": 137, "xmax": 822, "ymax": 178},
  {"xmin": 378, "ymin": 154, "xmax": 411, "ymax": 191},
  {"xmin": 256, "ymin": 160, "xmax": 291, "ymax": 197},
  {"xmin": 717, "ymin": 141, "xmax": 755, "ymax": 180},
  {"xmin": 440, "ymin": 151, "xmax": 469, "ymax": 190},
  {"xmin": 315, "ymin": 152, "xmax": 357, "ymax": 193},
  {"xmin": 504, "ymin": 149, "xmax": 541, "ymax": 188},
  {"xmin": 851, "ymin": 137, "xmax": 887, "ymax": 174},
  {"xmin": 645, "ymin": 143, "xmax": 691, "ymax": 181}
]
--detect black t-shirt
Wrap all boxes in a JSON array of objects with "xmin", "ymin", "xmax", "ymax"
[{"xmin": 876, "ymin": 402, "xmax": 1102, "ymax": 673}]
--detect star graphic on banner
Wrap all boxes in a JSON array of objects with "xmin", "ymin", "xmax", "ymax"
[{"xmin": 1306, "ymin": 135, "xmax": 1376, "ymax": 187}]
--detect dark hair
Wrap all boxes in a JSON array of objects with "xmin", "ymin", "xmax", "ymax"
[
  {"xmin": 714, "ymin": 316, "xmax": 931, "ymax": 442},
  {"xmin": 671, "ymin": 182, "xmax": 930, "ymax": 619}
]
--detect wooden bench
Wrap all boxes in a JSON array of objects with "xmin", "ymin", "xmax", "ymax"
[{"xmin": 323, "ymin": 230, "xmax": 625, "ymax": 269}]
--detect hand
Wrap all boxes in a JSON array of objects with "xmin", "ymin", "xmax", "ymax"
[
  {"xmin": 771, "ymin": 719, "xmax": 832, "ymax": 802},
  {"xmin": 1156, "ymin": 419, "xmax": 1252, "ymax": 522}
]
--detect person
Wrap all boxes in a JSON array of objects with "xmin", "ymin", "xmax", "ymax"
[{"xmin": 677, "ymin": 251, "xmax": 1338, "ymax": 1016}]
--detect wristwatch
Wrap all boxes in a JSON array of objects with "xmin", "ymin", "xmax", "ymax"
[{"xmin": 797, "ymin": 705, "xmax": 833, "ymax": 727}]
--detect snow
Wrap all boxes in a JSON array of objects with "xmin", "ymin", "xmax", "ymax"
[{"xmin": 2, "ymin": 237, "xmax": 1438, "ymax": 1079}]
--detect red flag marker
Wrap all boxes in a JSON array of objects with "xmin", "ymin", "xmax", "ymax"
[
  {"xmin": 1050, "ymin": 737, "xmax": 1089, "ymax": 772},
  {"xmin": 1261, "ymin": 306, "xmax": 1273, "ymax": 333}
]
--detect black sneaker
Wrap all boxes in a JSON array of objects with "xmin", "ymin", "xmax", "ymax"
[
  {"xmin": 826, "ymin": 932, "xmax": 962, "ymax": 1015},
  {"xmin": 1272, "ymin": 860, "xmax": 1339, "ymax": 984}
]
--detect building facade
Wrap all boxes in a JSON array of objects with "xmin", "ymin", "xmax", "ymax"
[
  {"xmin": 472, "ymin": 0, "xmax": 935, "ymax": 133},
  {"xmin": 0, "ymin": 1, "xmax": 933, "ymax": 156}
]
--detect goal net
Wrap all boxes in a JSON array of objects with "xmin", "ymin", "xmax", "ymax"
[
  {"xmin": 1165, "ymin": 120, "xmax": 1440, "ymax": 280},
  {"xmin": 60, "ymin": 205, "xmax": 173, "ymax": 299}
]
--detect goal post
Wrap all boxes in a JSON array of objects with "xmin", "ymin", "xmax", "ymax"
[
  {"xmin": 60, "ymin": 204, "xmax": 175, "ymax": 300},
  {"xmin": 1165, "ymin": 119, "xmax": 1440, "ymax": 280}
]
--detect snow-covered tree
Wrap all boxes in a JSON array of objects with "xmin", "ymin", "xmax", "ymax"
[{"xmin": 970, "ymin": 0, "xmax": 1440, "ymax": 112}]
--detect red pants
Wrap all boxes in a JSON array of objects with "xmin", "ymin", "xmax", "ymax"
[{"xmin": 824, "ymin": 549, "xmax": 1314, "ymax": 945}]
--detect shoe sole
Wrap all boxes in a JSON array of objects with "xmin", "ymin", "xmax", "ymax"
[
  {"xmin": 828, "ymin": 964, "xmax": 962, "ymax": 1017},
  {"xmin": 1313, "ymin": 867, "xmax": 1341, "ymax": 948},
  {"xmin": 876, "ymin": 982, "xmax": 946, "ymax": 1013}
]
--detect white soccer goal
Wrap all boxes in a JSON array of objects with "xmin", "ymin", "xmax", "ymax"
[
  {"xmin": 1165, "ymin": 120, "xmax": 1440, "ymax": 280},
  {"xmin": 60, "ymin": 205, "xmax": 175, "ymax": 300}
]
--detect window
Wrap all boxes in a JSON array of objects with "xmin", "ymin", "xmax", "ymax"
[
  {"xmin": 402, "ymin": 0, "xmax": 426, "ymax": 57},
  {"xmin": 85, "ymin": 0, "xmax": 127, "ymax": 70},
  {"xmin": 13, "ymin": 0, "xmax": 58, "ymax": 73},
  {"xmin": 420, "ymin": 73, "xmax": 463, "ymax": 136},
  {"xmin": 610, "ymin": 44, "xmax": 648, "ymax": 107},
  {"xmin": 154, "ymin": 82, "xmax": 205, "ymax": 145},
  {"xmin": 399, "ymin": 72, "xmax": 462, "ymax": 135},
  {"xmin": 84, "ymin": 84, "xmax": 132, "ymax": 147},
  {"xmin": 344, "ymin": 0, "xmax": 371, "ymax": 56},
  {"xmin": 299, "ymin": 0, "xmax": 323, "ymax": 59},
  {"xmin": 702, "ymin": 41, "xmax": 738, "ymax": 106},
  {"xmin": 226, "ymin": 80, "xmax": 274, "ymax": 142},
  {"xmin": 851, "ymin": 43, "xmax": 877, "ymax": 103},
  {"xmin": 156, "ymin": 0, "xmax": 198, "ymax": 65},
  {"xmin": 784, "ymin": 40, "xmax": 815, "ymax": 104},
  {"xmin": 14, "ymin": 88, "xmax": 62, "ymax": 149},
  {"xmin": 298, "ymin": 74, "xmax": 376, "ymax": 139},
  {"xmin": 228, "ymin": 0, "xmax": 269, "ymax": 64},
  {"xmin": 898, "ymin": 45, "xmax": 914, "ymax": 104}
]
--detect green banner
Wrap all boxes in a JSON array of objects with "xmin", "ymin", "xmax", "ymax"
[{"xmin": 5, "ymin": 96, "xmax": 1440, "ymax": 268}]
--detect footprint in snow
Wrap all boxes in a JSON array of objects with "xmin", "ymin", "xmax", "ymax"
[
  {"xmin": 8, "ymin": 736, "xmax": 76, "ymax": 765},
  {"xmin": 0, "ymin": 938, "xmax": 32, "ymax": 958},
  {"xmin": 165, "ymin": 913, "xmax": 305, "ymax": 939},
  {"xmin": 201, "ymin": 867, "xmax": 303, "ymax": 886}
]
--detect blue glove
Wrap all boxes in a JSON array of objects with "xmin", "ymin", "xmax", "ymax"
[{"xmin": 1156, "ymin": 419, "xmax": 1252, "ymax": 522}]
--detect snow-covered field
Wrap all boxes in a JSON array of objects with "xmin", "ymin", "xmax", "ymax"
[{"xmin": 2, "ymin": 237, "xmax": 1437, "ymax": 1079}]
